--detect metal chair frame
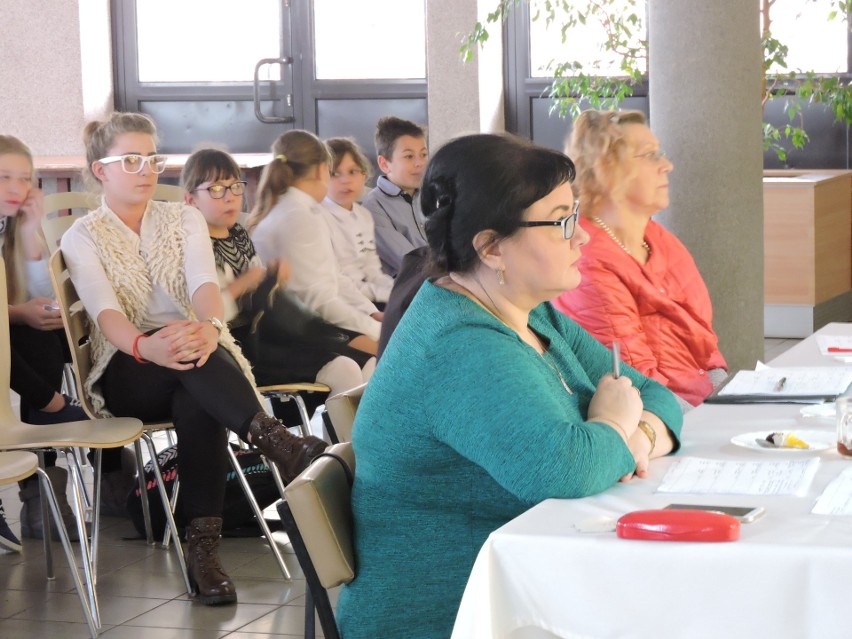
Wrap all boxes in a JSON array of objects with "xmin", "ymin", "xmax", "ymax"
[
  {"xmin": 0, "ymin": 259, "xmax": 144, "ymax": 635},
  {"xmin": 278, "ymin": 442, "xmax": 356, "ymax": 639}
]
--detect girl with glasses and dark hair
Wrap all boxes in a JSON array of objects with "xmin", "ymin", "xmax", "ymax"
[
  {"xmin": 181, "ymin": 147, "xmax": 374, "ymax": 399},
  {"xmin": 337, "ymin": 133, "xmax": 683, "ymax": 639},
  {"xmin": 553, "ymin": 109, "xmax": 727, "ymax": 410},
  {"xmin": 60, "ymin": 112, "xmax": 328, "ymax": 606}
]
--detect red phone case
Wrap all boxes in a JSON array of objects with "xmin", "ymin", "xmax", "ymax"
[{"xmin": 616, "ymin": 509, "xmax": 740, "ymax": 542}]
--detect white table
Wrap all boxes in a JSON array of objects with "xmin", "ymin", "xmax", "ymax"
[{"xmin": 452, "ymin": 323, "xmax": 852, "ymax": 639}]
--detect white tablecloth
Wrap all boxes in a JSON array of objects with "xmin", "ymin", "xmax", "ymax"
[{"xmin": 452, "ymin": 323, "xmax": 852, "ymax": 639}]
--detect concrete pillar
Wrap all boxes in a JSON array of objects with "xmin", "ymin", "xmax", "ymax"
[
  {"xmin": 425, "ymin": 0, "xmax": 505, "ymax": 150},
  {"xmin": 0, "ymin": 0, "xmax": 112, "ymax": 155},
  {"xmin": 649, "ymin": 0, "xmax": 765, "ymax": 370}
]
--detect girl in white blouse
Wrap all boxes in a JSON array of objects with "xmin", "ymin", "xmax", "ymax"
[{"xmin": 247, "ymin": 130, "xmax": 382, "ymax": 354}]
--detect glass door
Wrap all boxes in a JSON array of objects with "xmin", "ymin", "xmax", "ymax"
[{"xmin": 112, "ymin": 0, "xmax": 427, "ymax": 165}]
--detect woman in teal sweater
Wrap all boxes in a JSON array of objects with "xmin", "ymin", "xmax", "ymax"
[{"xmin": 336, "ymin": 134, "xmax": 682, "ymax": 639}]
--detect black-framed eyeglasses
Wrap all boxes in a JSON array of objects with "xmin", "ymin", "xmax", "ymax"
[
  {"xmin": 518, "ymin": 200, "xmax": 580, "ymax": 240},
  {"xmin": 194, "ymin": 181, "xmax": 247, "ymax": 199},
  {"xmin": 97, "ymin": 153, "xmax": 168, "ymax": 174}
]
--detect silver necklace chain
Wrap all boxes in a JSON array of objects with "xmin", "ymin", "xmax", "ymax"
[
  {"xmin": 447, "ymin": 273, "xmax": 573, "ymax": 395},
  {"xmin": 592, "ymin": 216, "xmax": 651, "ymax": 256}
]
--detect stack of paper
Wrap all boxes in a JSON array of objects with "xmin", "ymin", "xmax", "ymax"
[
  {"xmin": 657, "ymin": 457, "xmax": 820, "ymax": 496},
  {"xmin": 706, "ymin": 366, "xmax": 852, "ymax": 404}
]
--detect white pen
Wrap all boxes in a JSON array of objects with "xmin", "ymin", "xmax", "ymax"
[{"xmin": 611, "ymin": 341, "xmax": 620, "ymax": 379}]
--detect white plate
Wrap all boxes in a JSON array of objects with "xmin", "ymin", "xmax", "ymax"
[
  {"xmin": 800, "ymin": 403, "xmax": 836, "ymax": 423},
  {"xmin": 731, "ymin": 430, "xmax": 835, "ymax": 453}
]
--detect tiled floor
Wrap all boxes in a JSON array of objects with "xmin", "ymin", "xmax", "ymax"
[
  {"xmin": 0, "ymin": 420, "xmax": 334, "ymax": 639},
  {"xmin": 0, "ymin": 337, "xmax": 801, "ymax": 637},
  {"xmin": 0, "ymin": 467, "xmax": 337, "ymax": 638}
]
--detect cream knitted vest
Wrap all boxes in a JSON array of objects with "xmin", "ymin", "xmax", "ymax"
[{"xmin": 82, "ymin": 200, "xmax": 259, "ymax": 417}]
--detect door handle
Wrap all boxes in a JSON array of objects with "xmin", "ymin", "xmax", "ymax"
[{"xmin": 253, "ymin": 57, "xmax": 295, "ymax": 124}]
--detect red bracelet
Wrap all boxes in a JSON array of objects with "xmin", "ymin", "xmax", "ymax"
[{"xmin": 132, "ymin": 334, "xmax": 150, "ymax": 364}]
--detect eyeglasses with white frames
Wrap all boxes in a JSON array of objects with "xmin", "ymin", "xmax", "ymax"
[
  {"xmin": 518, "ymin": 200, "xmax": 580, "ymax": 240},
  {"xmin": 193, "ymin": 181, "xmax": 247, "ymax": 199},
  {"xmin": 97, "ymin": 154, "xmax": 168, "ymax": 174}
]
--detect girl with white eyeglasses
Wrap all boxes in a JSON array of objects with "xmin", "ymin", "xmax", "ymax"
[{"xmin": 60, "ymin": 112, "xmax": 327, "ymax": 606}]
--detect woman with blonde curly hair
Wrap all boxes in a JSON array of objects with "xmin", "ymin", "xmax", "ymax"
[{"xmin": 553, "ymin": 109, "xmax": 727, "ymax": 410}]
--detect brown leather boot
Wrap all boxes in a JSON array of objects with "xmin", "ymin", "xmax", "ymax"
[
  {"xmin": 248, "ymin": 411, "xmax": 328, "ymax": 482},
  {"xmin": 185, "ymin": 517, "xmax": 237, "ymax": 606}
]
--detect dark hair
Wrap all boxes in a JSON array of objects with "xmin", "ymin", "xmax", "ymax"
[
  {"xmin": 374, "ymin": 116, "xmax": 426, "ymax": 160},
  {"xmin": 180, "ymin": 147, "xmax": 242, "ymax": 193},
  {"xmin": 422, "ymin": 134, "xmax": 576, "ymax": 275}
]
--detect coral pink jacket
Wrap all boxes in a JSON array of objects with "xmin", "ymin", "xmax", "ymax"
[{"xmin": 553, "ymin": 217, "xmax": 726, "ymax": 406}]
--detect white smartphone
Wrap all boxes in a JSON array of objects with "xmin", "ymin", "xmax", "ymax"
[{"xmin": 663, "ymin": 503, "xmax": 766, "ymax": 524}]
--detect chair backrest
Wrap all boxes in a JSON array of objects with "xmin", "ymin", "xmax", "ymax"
[
  {"xmin": 283, "ymin": 442, "xmax": 356, "ymax": 588},
  {"xmin": 41, "ymin": 186, "xmax": 183, "ymax": 253},
  {"xmin": 41, "ymin": 192, "xmax": 100, "ymax": 253},
  {"xmin": 324, "ymin": 383, "xmax": 366, "ymax": 443},
  {"xmin": 48, "ymin": 250, "xmax": 99, "ymax": 420}
]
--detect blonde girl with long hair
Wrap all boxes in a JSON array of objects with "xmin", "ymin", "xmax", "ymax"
[{"xmin": 0, "ymin": 135, "xmax": 89, "ymax": 549}]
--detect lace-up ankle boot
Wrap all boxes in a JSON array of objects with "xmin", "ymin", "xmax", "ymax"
[
  {"xmin": 247, "ymin": 411, "xmax": 328, "ymax": 482},
  {"xmin": 185, "ymin": 516, "xmax": 237, "ymax": 606}
]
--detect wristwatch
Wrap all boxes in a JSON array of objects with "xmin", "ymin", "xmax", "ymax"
[{"xmin": 205, "ymin": 317, "xmax": 224, "ymax": 335}]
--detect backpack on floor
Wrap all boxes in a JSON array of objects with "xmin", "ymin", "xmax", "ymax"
[{"xmin": 126, "ymin": 444, "xmax": 281, "ymax": 539}]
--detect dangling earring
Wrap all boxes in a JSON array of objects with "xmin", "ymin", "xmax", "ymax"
[{"xmin": 496, "ymin": 268, "xmax": 505, "ymax": 285}]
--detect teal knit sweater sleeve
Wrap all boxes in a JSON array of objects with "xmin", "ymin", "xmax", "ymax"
[
  {"xmin": 541, "ymin": 301, "xmax": 684, "ymax": 448},
  {"xmin": 422, "ymin": 291, "xmax": 671, "ymax": 504}
]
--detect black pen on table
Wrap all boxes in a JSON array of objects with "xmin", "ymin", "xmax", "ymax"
[
  {"xmin": 611, "ymin": 341, "xmax": 620, "ymax": 379},
  {"xmin": 773, "ymin": 376, "xmax": 787, "ymax": 392}
]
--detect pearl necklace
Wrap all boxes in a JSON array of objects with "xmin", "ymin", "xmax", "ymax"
[
  {"xmin": 447, "ymin": 273, "xmax": 573, "ymax": 395},
  {"xmin": 592, "ymin": 216, "xmax": 651, "ymax": 256}
]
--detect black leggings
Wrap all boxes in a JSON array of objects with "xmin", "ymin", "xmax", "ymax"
[
  {"xmin": 100, "ymin": 346, "xmax": 263, "ymax": 521},
  {"xmin": 11, "ymin": 325, "xmax": 68, "ymax": 471},
  {"xmin": 10, "ymin": 325, "xmax": 67, "ymax": 418}
]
